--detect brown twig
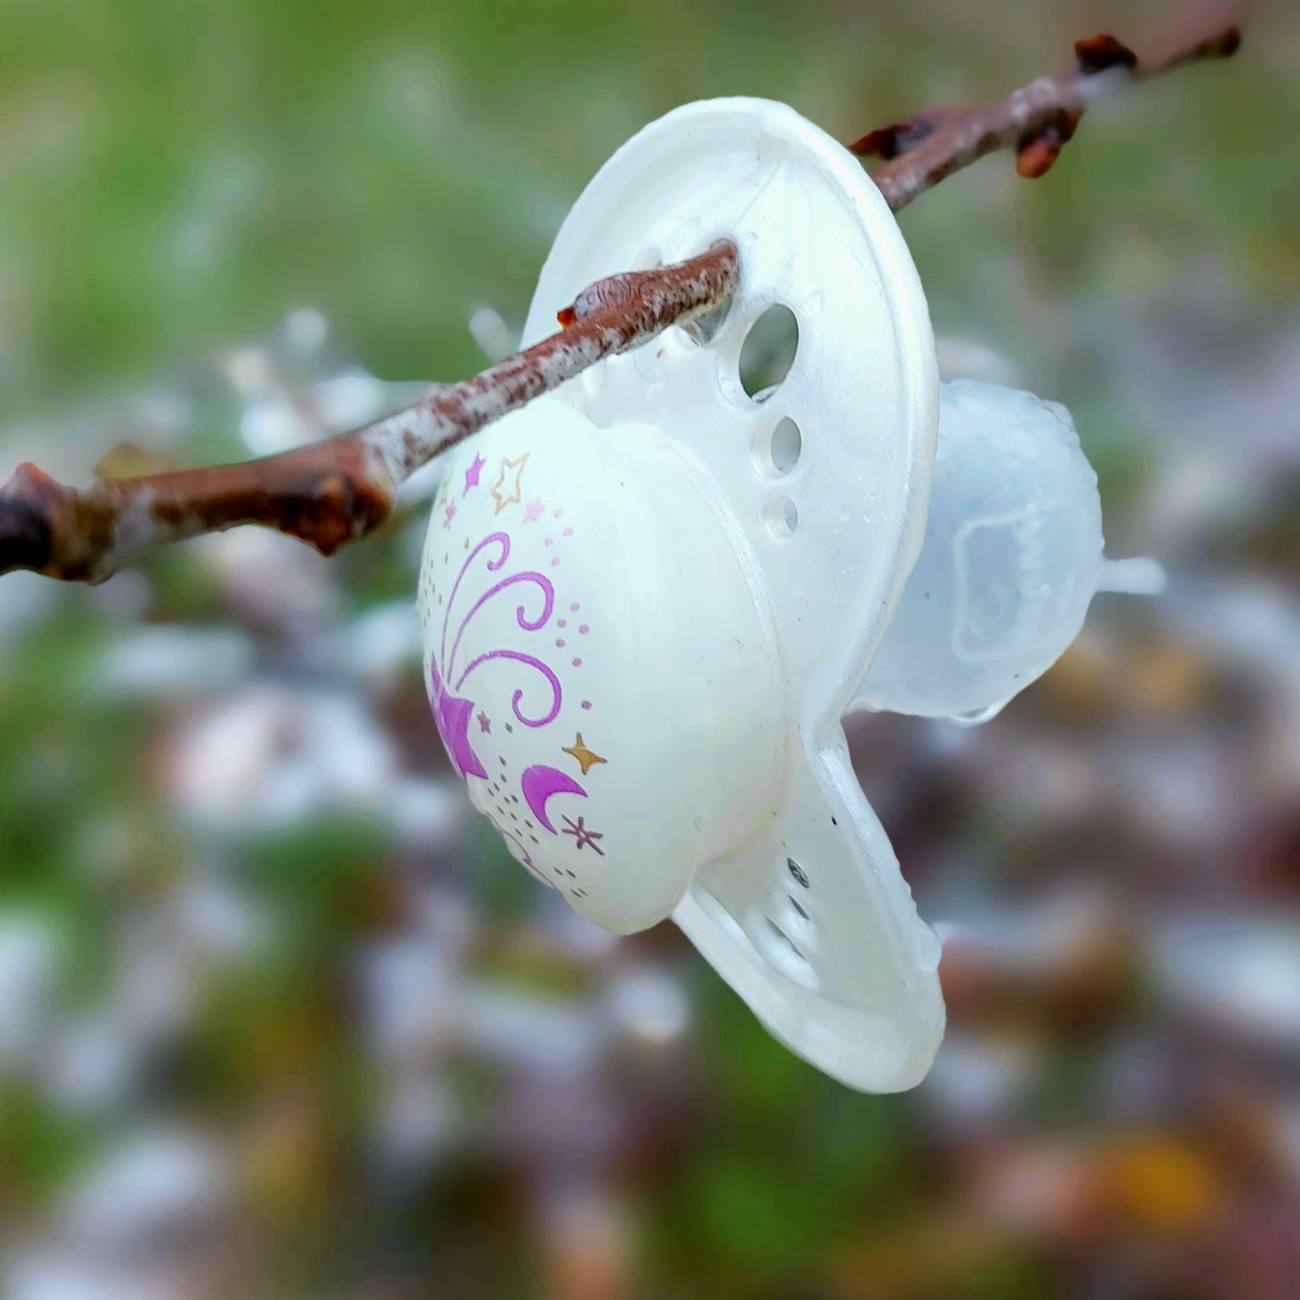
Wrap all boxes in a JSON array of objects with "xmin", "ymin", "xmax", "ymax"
[
  {"xmin": 0, "ymin": 243, "xmax": 738, "ymax": 583},
  {"xmin": 0, "ymin": 2, "xmax": 1246, "ymax": 586},
  {"xmin": 858, "ymin": 2, "xmax": 1246, "ymax": 208}
]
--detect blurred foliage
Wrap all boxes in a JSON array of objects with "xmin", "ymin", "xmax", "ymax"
[{"xmin": 0, "ymin": 0, "xmax": 1294, "ymax": 425}]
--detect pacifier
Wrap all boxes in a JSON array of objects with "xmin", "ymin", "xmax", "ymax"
[{"xmin": 418, "ymin": 98, "xmax": 1146, "ymax": 1092}]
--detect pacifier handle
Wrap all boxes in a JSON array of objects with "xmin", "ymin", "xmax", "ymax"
[{"xmin": 1096, "ymin": 555, "xmax": 1167, "ymax": 596}]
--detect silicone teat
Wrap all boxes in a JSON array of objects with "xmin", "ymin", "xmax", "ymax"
[{"xmin": 854, "ymin": 380, "xmax": 1107, "ymax": 721}]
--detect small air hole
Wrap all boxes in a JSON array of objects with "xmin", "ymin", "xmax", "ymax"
[
  {"xmin": 739, "ymin": 305, "xmax": 799, "ymax": 400},
  {"xmin": 770, "ymin": 418, "xmax": 802, "ymax": 473},
  {"xmin": 787, "ymin": 857, "xmax": 809, "ymax": 888},
  {"xmin": 778, "ymin": 895, "xmax": 817, "ymax": 947},
  {"xmin": 765, "ymin": 496, "xmax": 799, "ymax": 537},
  {"xmin": 748, "ymin": 911, "xmax": 818, "ymax": 989},
  {"xmin": 766, "ymin": 916, "xmax": 804, "ymax": 960}
]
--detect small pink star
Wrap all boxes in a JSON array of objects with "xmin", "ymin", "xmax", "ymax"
[
  {"xmin": 562, "ymin": 815, "xmax": 605, "ymax": 855},
  {"xmin": 477, "ymin": 710, "xmax": 491, "ymax": 733},
  {"xmin": 523, "ymin": 498, "xmax": 545, "ymax": 523},
  {"xmin": 463, "ymin": 453, "xmax": 486, "ymax": 495},
  {"xmin": 443, "ymin": 503, "xmax": 457, "ymax": 529}
]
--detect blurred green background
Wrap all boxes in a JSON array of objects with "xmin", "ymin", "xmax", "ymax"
[{"xmin": 1, "ymin": 2, "xmax": 1298, "ymax": 1298}]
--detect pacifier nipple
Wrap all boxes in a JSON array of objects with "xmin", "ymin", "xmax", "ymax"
[{"xmin": 854, "ymin": 380, "xmax": 1113, "ymax": 721}]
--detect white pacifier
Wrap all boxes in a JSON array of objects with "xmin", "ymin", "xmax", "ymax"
[{"xmin": 418, "ymin": 98, "xmax": 1142, "ymax": 1092}]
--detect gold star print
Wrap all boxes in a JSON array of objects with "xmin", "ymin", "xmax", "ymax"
[
  {"xmin": 490, "ymin": 454, "xmax": 529, "ymax": 514},
  {"xmin": 563, "ymin": 733, "xmax": 607, "ymax": 776}
]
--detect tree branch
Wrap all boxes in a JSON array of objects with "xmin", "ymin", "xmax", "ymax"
[
  {"xmin": 857, "ymin": 2, "xmax": 1247, "ymax": 207},
  {"xmin": 0, "ymin": 1, "xmax": 1247, "ymax": 586},
  {"xmin": 0, "ymin": 243, "xmax": 738, "ymax": 583}
]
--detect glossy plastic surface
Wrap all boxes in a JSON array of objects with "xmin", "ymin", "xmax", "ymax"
[
  {"xmin": 855, "ymin": 380, "xmax": 1106, "ymax": 721},
  {"xmin": 419, "ymin": 398, "xmax": 783, "ymax": 936}
]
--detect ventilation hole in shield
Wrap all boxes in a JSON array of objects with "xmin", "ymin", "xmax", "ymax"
[
  {"xmin": 754, "ymin": 914, "xmax": 819, "ymax": 990},
  {"xmin": 739, "ymin": 305, "xmax": 799, "ymax": 400},
  {"xmin": 777, "ymin": 892, "xmax": 817, "ymax": 948},
  {"xmin": 765, "ymin": 496, "xmax": 799, "ymax": 538},
  {"xmin": 766, "ymin": 916, "xmax": 803, "ymax": 959},
  {"xmin": 787, "ymin": 856, "xmax": 810, "ymax": 888},
  {"xmin": 770, "ymin": 417, "xmax": 803, "ymax": 472},
  {"xmin": 755, "ymin": 416, "xmax": 803, "ymax": 478}
]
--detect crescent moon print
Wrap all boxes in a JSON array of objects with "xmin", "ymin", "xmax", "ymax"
[{"xmin": 520, "ymin": 764, "xmax": 588, "ymax": 833}]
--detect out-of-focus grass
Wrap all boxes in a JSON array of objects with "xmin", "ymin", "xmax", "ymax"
[{"xmin": 1, "ymin": 0, "xmax": 1292, "ymax": 427}]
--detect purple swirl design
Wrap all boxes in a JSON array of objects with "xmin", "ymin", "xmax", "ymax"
[
  {"xmin": 447, "ymin": 570, "xmax": 555, "ymax": 684},
  {"xmin": 455, "ymin": 649, "xmax": 562, "ymax": 728},
  {"xmin": 440, "ymin": 532, "xmax": 509, "ymax": 672},
  {"xmin": 428, "ymin": 524, "xmax": 567, "ymax": 790}
]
